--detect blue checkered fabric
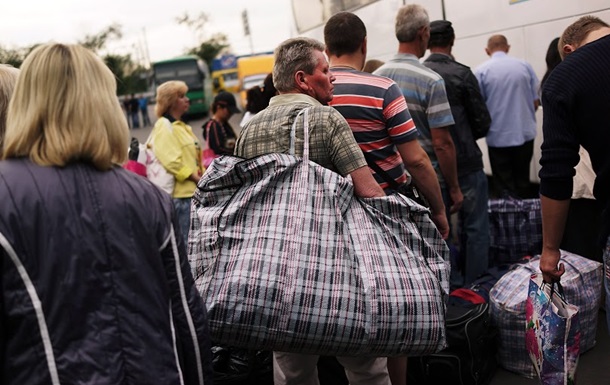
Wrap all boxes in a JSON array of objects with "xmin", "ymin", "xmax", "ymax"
[
  {"xmin": 488, "ymin": 198, "xmax": 543, "ymax": 265},
  {"xmin": 490, "ymin": 251, "xmax": 602, "ymax": 378},
  {"xmin": 188, "ymin": 111, "xmax": 450, "ymax": 357}
]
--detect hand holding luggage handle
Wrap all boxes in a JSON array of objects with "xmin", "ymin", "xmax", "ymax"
[{"xmin": 497, "ymin": 255, "xmax": 588, "ymax": 311}]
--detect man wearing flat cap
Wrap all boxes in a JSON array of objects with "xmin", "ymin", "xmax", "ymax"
[{"xmin": 424, "ymin": 20, "xmax": 492, "ymax": 287}]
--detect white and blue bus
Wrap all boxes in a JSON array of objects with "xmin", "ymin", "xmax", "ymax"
[{"xmin": 291, "ymin": 0, "xmax": 610, "ymax": 182}]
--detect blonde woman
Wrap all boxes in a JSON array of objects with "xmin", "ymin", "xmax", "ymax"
[
  {"xmin": 0, "ymin": 64, "xmax": 19, "ymax": 151},
  {"xmin": 152, "ymin": 81, "xmax": 203, "ymax": 244},
  {"xmin": 0, "ymin": 43, "xmax": 213, "ymax": 385}
]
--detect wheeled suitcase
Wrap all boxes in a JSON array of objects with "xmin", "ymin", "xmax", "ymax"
[{"xmin": 408, "ymin": 302, "xmax": 497, "ymax": 385}]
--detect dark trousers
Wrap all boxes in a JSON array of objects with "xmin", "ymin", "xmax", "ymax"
[{"xmin": 488, "ymin": 140, "xmax": 534, "ymax": 198}]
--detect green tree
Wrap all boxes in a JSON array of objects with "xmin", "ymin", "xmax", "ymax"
[
  {"xmin": 0, "ymin": 44, "xmax": 39, "ymax": 68},
  {"xmin": 0, "ymin": 23, "xmax": 148, "ymax": 95},
  {"xmin": 79, "ymin": 23, "xmax": 123, "ymax": 53},
  {"xmin": 104, "ymin": 54, "xmax": 149, "ymax": 96},
  {"xmin": 187, "ymin": 33, "xmax": 230, "ymax": 67},
  {"xmin": 177, "ymin": 12, "xmax": 231, "ymax": 67},
  {"xmin": 80, "ymin": 24, "xmax": 149, "ymax": 96}
]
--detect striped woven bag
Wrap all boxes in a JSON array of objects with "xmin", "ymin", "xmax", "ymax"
[{"xmin": 189, "ymin": 108, "xmax": 450, "ymax": 356}]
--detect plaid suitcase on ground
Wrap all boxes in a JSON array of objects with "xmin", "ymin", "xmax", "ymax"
[
  {"xmin": 188, "ymin": 109, "xmax": 450, "ymax": 356},
  {"xmin": 489, "ymin": 251, "xmax": 602, "ymax": 378},
  {"xmin": 488, "ymin": 198, "xmax": 542, "ymax": 265}
]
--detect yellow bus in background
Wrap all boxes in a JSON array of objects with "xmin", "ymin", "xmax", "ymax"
[
  {"xmin": 212, "ymin": 68, "xmax": 239, "ymax": 95},
  {"xmin": 237, "ymin": 54, "xmax": 274, "ymax": 108}
]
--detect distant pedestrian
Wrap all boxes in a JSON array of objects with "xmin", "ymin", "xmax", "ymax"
[
  {"xmin": 474, "ymin": 34, "xmax": 540, "ymax": 198},
  {"xmin": 240, "ymin": 86, "xmax": 265, "ymax": 128},
  {"xmin": 202, "ymin": 91, "xmax": 240, "ymax": 155},
  {"xmin": 122, "ymin": 96, "xmax": 132, "ymax": 129},
  {"xmin": 139, "ymin": 94, "xmax": 152, "ymax": 126},
  {"xmin": 128, "ymin": 93, "xmax": 140, "ymax": 128},
  {"xmin": 152, "ymin": 81, "xmax": 203, "ymax": 244},
  {"xmin": 240, "ymin": 72, "xmax": 278, "ymax": 128},
  {"xmin": 261, "ymin": 72, "xmax": 277, "ymax": 105}
]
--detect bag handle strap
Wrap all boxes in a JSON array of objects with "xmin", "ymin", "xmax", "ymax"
[
  {"xmin": 362, "ymin": 151, "xmax": 402, "ymax": 190},
  {"xmin": 145, "ymin": 117, "xmax": 173, "ymax": 146},
  {"xmin": 202, "ymin": 119, "xmax": 214, "ymax": 149},
  {"xmin": 289, "ymin": 108, "xmax": 311, "ymax": 162},
  {"xmin": 547, "ymin": 280, "xmax": 566, "ymax": 301}
]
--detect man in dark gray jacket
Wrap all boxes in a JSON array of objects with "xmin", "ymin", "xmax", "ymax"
[{"xmin": 424, "ymin": 20, "xmax": 492, "ymax": 286}]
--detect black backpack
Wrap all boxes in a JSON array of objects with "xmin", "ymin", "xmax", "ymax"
[{"xmin": 408, "ymin": 302, "xmax": 498, "ymax": 385}]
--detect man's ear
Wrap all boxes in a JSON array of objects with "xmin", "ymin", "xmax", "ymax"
[
  {"xmin": 485, "ymin": 47, "xmax": 491, "ymax": 56},
  {"xmin": 562, "ymin": 44, "xmax": 576, "ymax": 56},
  {"xmin": 294, "ymin": 70, "xmax": 308, "ymax": 91}
]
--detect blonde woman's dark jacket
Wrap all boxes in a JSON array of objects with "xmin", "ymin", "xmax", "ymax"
[{"xmin": 0, "ymin": 158, "xmax": 214, "ymax": 385}]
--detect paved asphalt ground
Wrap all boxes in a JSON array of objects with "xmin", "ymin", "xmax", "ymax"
[{"xmin": 129, "ymin": 107, "xmax": 610, "ymax": 385}]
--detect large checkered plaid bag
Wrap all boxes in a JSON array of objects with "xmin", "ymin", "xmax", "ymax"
[
  {"xmin": 488, "ymin": 197, "xmax": 543, "ymax": 265},
  {"xmin": 188, "ymin": 108, "xmax": 450, "ymax": 356},
  {"xmin": 489, "ymin": 251, "xmax": 602, "ymax": 378}
]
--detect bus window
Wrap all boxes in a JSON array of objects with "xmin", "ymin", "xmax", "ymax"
[{"xmin": 153, "ymin": 56, "xmax": 212, "ymax": 117}]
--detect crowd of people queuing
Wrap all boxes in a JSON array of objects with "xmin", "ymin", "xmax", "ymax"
[
  {"xmin": 0, "ymin": 3, "xmax": 608, "ymax": 385},
  {"xmin": 123, "ymin": 93, "xmax": 153, "ymax": 129}
]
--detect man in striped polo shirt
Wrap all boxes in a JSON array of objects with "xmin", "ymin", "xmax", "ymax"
[
  {"xmin": 324, "ymin": 11, "xmax": 449, "ymax": 385},
  {"xmin": 374, "ymin": 4, "xmax": 463, "ymax": 221},
  {"xmin": 324, "ymin": 11, "xmax": 448, "ymax": 240}
]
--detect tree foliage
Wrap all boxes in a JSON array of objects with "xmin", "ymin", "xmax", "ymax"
[
  {"xmin": 177, "ymin": 12, "xmax": 231, "ymax": 67},
  {"xmin": 104, "ymin": 54, "xmax": 148, "ymax": 96},
  {"xmin": 176, "ymin": 12, "xmax": 209, "ymax": 41},
  {"xmin": 79, "ymin": 24, "xmax": 149, "ymax": 96},
  {"xmin": 187, "ymin": 33, "xmax": 230, "ymax": 67},
  {"xmin": 79, "ymin": 23, "xmax": 123, "ymax": 53},
  {"xmin": 0, "ymin": 44, "xmax": 39, "ymax": 68},
  {"xmin": 0, "ymin": 12, "xmax": 231, "ymax": 96}
]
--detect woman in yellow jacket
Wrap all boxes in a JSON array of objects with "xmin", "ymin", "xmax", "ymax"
[{"xmin": 151, "ymin": 80, "xmax": 203, "ymax": 244}]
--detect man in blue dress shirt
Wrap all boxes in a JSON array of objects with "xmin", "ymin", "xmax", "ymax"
[{"xmin": 475, "ymin": 35, "xmax": 540, "ymax": 198}]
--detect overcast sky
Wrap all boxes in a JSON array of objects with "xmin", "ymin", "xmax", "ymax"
[{"xmin": 0, "ymin": 0, "xmax": 293, "ymax": 64}]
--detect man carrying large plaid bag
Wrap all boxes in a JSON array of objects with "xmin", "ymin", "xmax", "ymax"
[
  {"xmin": 189, "ymin": 36, "xmax": 452, "ymax": 385},
  {"xmin": 232, "ymin": 37, "xmax": 390, "ymax": 385}
]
